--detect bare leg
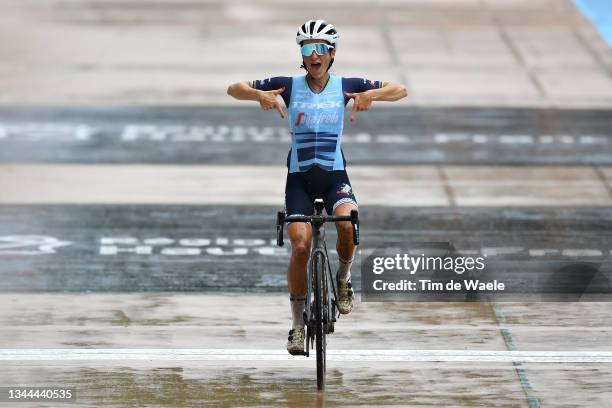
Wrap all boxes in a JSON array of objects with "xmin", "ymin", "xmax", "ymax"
[
  {"xmin": 334, "ymin": 202, "xmax": 357, "ymax": 314},
  {"xmin": 287, "ymin": 222, "xmax": 312, "ymax": 296},
  {"xmin": 334, "ymin": 202, "xmax": 357, "ymax": 269},
  {"xmin": 285, "ymin": 222, "xmax": 312, "ymax": 353}
]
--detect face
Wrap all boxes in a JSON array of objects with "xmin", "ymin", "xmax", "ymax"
[{"xmin": 301, "ymin": 39, "xmax": 336, "ymax": 79}]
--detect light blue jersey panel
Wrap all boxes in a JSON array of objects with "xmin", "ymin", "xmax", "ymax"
[{"xmin": 287, "ymin": 75, "xmax": 346, "ymax": 173}]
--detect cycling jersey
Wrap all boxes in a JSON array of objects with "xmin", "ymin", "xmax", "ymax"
[
  {"xmin": 251, "ymin": 75, "xmax": 384, "ymax": 173},
  {"xmin": 251, "ymin": 74, "xmax": 384, "ymax": 216}
]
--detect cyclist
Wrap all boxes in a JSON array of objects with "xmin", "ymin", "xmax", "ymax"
[{"xmin": 227, "ymin": 19, "xmax": 407, "ymax": 355}]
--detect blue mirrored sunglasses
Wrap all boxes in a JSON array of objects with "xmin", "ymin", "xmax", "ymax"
[{"xmin": 300, "ymin": 43, "xmax": 333, "ymax": 57}]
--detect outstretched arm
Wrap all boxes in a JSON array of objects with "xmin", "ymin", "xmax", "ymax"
[
  {"xmin": 363, "ymin": 81, "xmax": 408, "ymax": 102},
  {"xmin": 227, "ymin": 81, "xmax": 285, "ymax": 118},
  {"xmin": 227, "ymin": 81, "xmax": 261, "ymax": 101},
  {"xmin": 344, "ymin": 81, "xmax": 408, "ymax": 123}
]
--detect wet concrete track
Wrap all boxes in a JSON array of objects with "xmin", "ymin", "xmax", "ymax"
[
  {"xmin": 0, "ymin": 107, "xmax": 611, "ymax": 165},
  {"xmin": 1, "ymin": 205, "xmax": 611, "ymax": 294},
  {"xmin": 1, "ymin": 105, "xmax": 612, "ymax": 407}
]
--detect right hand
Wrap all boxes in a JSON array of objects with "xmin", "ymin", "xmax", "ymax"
[{"xmin": 258, "ymin": 87, "xmax": 285, "ymax": 119}]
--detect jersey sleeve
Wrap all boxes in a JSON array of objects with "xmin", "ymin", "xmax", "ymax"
[
  {"xmin": 342, "ymin": 77, "xmax": 386, "ymax": 105},
  {"xmin": 250, "ymin": 76, "xmax": 292, "ymax": 107}
]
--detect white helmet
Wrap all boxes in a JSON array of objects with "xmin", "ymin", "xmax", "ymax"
[{"xmin": 296, "ymin": 20, "xmax": 339, "ymax": 46}]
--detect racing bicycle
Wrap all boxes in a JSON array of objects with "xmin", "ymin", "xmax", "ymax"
[{"xmin": 276, "ymin": 198, "xmax": 359, "ymax": 390}]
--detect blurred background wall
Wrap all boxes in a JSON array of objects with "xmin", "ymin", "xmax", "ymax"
[{"xmin": 0, "ymin": 0, "xmax": 610, "ymax": 108}]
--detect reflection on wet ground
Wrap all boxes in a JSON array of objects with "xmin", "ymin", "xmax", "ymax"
[
  {"xmin": 1, "ymin": 294, "xmax": 611, "ymax": 406},
  {"xmin": 3, "ymin": 362, "xmax": 611, "ymax": 407},
  {"xmin": 0, "ymin": 363, "xmax": 528, "ymax": 407}
]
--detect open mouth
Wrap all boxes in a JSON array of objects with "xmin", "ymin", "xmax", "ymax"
[{"xmin": 311, "ymin": 62, "xmax": 322, "ymax": 69}]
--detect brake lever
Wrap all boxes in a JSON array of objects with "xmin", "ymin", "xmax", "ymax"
[
  {"xmin": 350, "ymin": 209, "xmax": 359, "ymax": 246},
  {"xmin": 276, "ymin": 211, "xmax": 285, "ymax": 247}
]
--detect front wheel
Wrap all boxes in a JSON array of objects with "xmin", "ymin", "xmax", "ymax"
[{"xmin": 313, "ymin": 252, "xmax": 326, "ymax": 390}]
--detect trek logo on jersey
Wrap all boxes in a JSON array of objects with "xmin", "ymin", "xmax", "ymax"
[
  {"xmin": 291, "ymin": 100, "xmax": 343, "ymax": 109},
  {"xmin": 337, "ymin": 183, "xmax": 352, "ymax": 196}
]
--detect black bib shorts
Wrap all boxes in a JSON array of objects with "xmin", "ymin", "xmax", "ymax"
[{"xmin": 285, "ymin": 166, "xmax": 358, "ymax": 217}]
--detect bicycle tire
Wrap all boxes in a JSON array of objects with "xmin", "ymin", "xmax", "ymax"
[{"xmin": 313, "ymin": 251, "xmax": 326, "ymax": 390}]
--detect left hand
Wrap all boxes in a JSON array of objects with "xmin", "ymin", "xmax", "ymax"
[{"xmin": 344, "ymin": 91, "xmax": 374, "ymax": 123}]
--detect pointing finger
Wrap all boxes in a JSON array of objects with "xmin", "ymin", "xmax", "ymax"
[
  {"xmin": 275, "ymin": 103, "xmax": 285, "ymax": 119},
  {"xmin": 350, "ymin": 101, "xmax": 357, "ymax": 123}
]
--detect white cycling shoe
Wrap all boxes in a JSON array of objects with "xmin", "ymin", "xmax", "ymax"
[
  {"xmin": 336, "ymin": 277, "xmax": 355, "ymax": 314},
  {"xmin": 286, "ymin": 327, "xmax": 306, "ymax": 355}
]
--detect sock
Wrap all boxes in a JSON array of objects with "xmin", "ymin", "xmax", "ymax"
[
  {"xmin": 337, "ymin": 256, "xmax": 353, "ymax": 281},
  {"xmin": 290, "ymin": 295, "xmax": 306, "ymax": 329}
]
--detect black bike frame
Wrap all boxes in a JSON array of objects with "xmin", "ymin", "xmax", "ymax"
[{"xmin": 276, "ymin": 199, "xmax": 359, "ymax": 390}]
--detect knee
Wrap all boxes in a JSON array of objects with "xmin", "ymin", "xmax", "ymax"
[
  {"xmin": 336, "ymin": 221, "xmax": 353, "ymax": 239},
  {"xmin": 291, "ymin": 241, "xmax": 311, "ymax": 259}
]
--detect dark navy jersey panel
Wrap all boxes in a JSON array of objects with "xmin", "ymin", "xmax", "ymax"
[
  {"xmin": 286, "ymin": 148, "xmax": 345, "ymax": 170},
  {"xmin": 251, "ymin": 76, "xmax": 292, "ymax": 107},
  {"xmin": 251, "ymin": 76, "xmax": 384, "ymax": 109},
  {"xmin": 342, "ymin": 77, "xmax": 384, "ymax": 105}
]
